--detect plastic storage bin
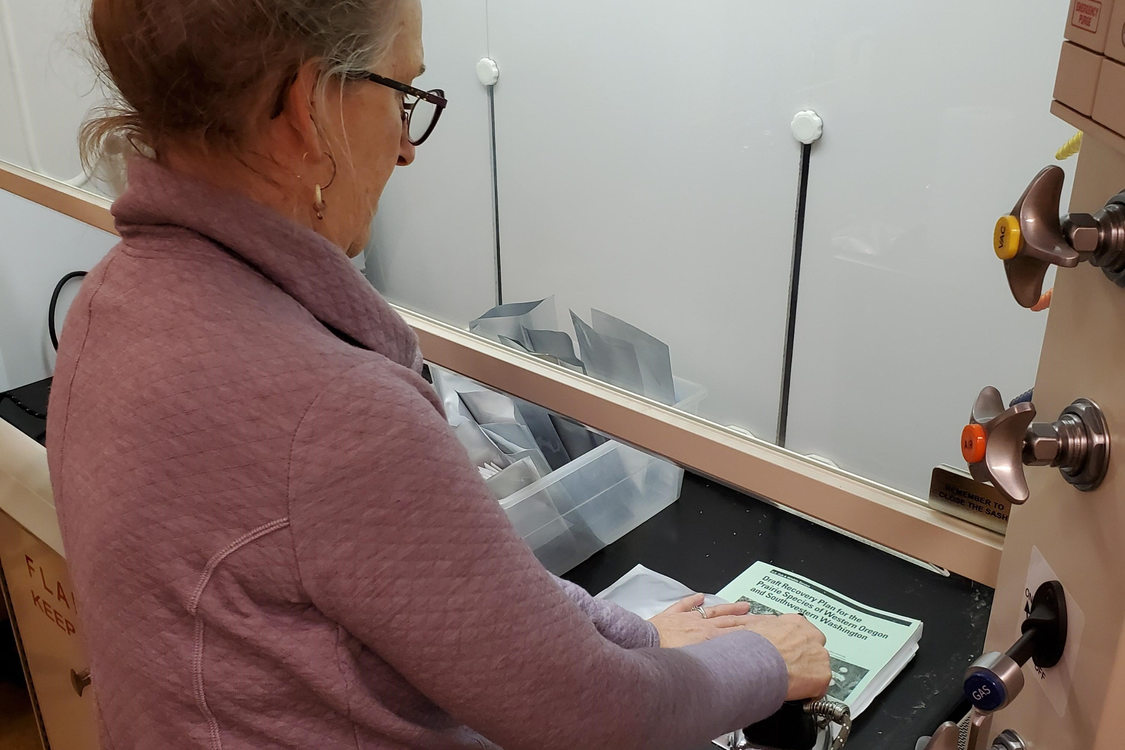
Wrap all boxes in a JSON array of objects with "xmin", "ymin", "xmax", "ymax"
[{"xmin": 433, "ymin": 367, "xmax": 705, "ymax": 574}]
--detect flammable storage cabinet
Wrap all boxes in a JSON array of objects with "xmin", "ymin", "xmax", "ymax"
[{"xmin": 0, "ymin": 415, "xmax": 100, "ymax": 750}]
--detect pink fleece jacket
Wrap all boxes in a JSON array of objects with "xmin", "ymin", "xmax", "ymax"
[{"xmin": 46, "ymin": 158, "xmax": 787, "ymax": 750}]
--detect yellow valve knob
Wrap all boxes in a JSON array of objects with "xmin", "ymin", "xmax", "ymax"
[{"xmin": 994, "ymin": 216, "xmax": 1021, "ymax": 260}]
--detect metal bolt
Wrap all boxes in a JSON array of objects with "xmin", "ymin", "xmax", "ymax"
[
  {"xmin": 991, "ymin": 728, "xmax": 1027, "ymax": 750},
  {"xmin": 1064, "ymin": 213, "xmax": 1100, "ymax": 253},
  {"xmin": 70, "ymin": 668, "xmax": 92, "ymax": 697},
  {"xmin": 1022, "ymin": 423, "xmax": 1060, "ymax": 466}
]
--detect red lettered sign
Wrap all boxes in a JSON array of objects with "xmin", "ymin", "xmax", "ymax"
[
  {"xmin": 24, "ymin": 554, "xmax": 78, "ymax": 637},
  {"xmin": 1072, "ymin": 0, "xmax": 1102, "ymax": 33}
]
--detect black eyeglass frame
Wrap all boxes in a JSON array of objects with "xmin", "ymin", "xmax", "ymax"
[{"xmin": 349, "ymin": 72, "xmax": 448, "ymax": 146}]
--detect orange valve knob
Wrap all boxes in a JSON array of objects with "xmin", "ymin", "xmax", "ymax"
[
  {"xmin": 994, "ymin": 215, "xmax": 1022, "ymax": 260},
  {"xmin": 962, "ymin": 424, "xmax": 987, "ymax": 464}
]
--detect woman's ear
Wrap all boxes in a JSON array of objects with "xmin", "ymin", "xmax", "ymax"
[{"xmin": 276, "ymin": 59, "xmax": 330, "ymax": 159}]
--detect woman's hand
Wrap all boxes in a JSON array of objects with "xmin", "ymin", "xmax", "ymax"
[
  {"xmin": 648, "ymin": 593, "xmax": 757, "ymax": 648},
  {"xmin": 741, "ymin": 613, "xmax": 831, "ymax": 701},
  {"xmin": 650, "ymin": 594, "xmax": 831, "ymax": 701}
]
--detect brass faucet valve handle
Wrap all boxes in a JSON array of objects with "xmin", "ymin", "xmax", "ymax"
[
  {"xmin": 995, "ymin": 166, "xmax": 1125, "ymax": 305},
  {"xmin": 994, "ymin": 166, "xmax": 1080, "ymax": 308},
  {"xmin": 962, "ymin": 388, "xmax": 1110, "ymax": 504},
  {"xmin": 962, "ymin": 386, "xmax": 1036, "ymax": 504}
]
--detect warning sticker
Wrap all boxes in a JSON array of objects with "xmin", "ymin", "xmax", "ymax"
[{"xmin": 1072, "ymin": 0, "xmax": 1102, "ymax": 33}]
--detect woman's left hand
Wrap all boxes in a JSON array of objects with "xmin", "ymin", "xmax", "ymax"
[{"xmin": 648, "ymin": 593, "xmax": 757, "ymax": 648}]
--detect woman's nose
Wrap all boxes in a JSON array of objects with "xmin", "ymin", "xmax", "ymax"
[{"xmin": 398, "ymin": 127, "xmax": 416, "ymax": 166}]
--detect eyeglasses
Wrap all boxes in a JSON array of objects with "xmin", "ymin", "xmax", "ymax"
[{"xmin": 350, "ymin": 72, "xmax": 448, "ymax": 146}]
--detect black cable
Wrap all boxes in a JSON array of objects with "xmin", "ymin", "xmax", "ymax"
[{"xmin": 49, "ymin": 271, "xmax": 88, "ymax": 350}]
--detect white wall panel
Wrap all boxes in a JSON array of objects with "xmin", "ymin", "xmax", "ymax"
[
  {"xmin": 487, "ymin": 0, "xmax": 808, "ymax": 438},
  {"xmin": 0, "ymin": 0, "xmax": 1080, "ymax": 503},
  {"xmin": 0, "ymin": 189, "xmax": 116, "ymax": 391},
  {"xmin": 0, "ymin": 10, "xmax": 32, "ymax": 168},
  {"xmin": 1, "ymin": 0, "xmax": 103, "ymax": 183},
  {"xmin": 366, "ymin": 0, "xmax": 497, "ymax": 325},
  {"xmin": 784, "ymin": 2, "xmax": 1072, "ymax": 498}
]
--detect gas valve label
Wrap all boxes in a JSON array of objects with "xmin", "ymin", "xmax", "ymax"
[{"xmin": 1025, "ymin": 547, "xmax": 1085, "ymax": 717}]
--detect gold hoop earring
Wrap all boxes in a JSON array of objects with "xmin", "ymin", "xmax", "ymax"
[
  {"xmin": 312, "ymin": 151, "xmax": 337, "ymax": 221},
  {"xmin": 314, "ymin": 184, "xmax": 326, "ymax": 220}
]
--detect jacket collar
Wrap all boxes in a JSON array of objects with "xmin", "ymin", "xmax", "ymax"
[{"xmin": 111, "ymin": 157, "xmax": 422, "ymax": 372}]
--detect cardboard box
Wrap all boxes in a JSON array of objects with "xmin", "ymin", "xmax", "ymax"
[
  {"xmin": 1093, "ymin": 57, "xmax": 1125, "ymax": 135},
  {"xmin": 1055, "ymin": 41, "xmax": 1105, "ymax": 115},
  {"xmin": 1066, "ymin": 0, "xmax": 1114, "ymax": 53},
  {"xmin": 1103, "ymin": 0, "xmax": 1125, "ymax": 62}
]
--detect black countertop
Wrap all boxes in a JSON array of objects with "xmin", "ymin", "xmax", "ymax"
[
  {"xmin": 0, "ymin": 377, "xmax": 50, "ymax": 446},
  {"xmin": 2, "ymin": 377, "xmax": 989, "ymax": 748},
  {"xmin": 565, "ymin": 473, "xmax": 992, "ymax": 750}
]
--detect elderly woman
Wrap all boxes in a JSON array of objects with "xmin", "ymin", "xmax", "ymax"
[{"xmin": 47, "ymin": 1, "xmax": 830, "ymax": 748}]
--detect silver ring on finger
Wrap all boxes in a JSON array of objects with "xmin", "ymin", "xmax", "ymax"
[{"xmin": 692, "ymin": 605, "xmax": 709, "ymax": 619}]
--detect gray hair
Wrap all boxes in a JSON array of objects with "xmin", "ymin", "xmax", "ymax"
[{"xmin": 80, "ymin": 0, "xmax": 408, "ymax": 168}]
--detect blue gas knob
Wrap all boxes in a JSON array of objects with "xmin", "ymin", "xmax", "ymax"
[{"xmin": 963, "ymin": 663, "xmax": 1016, "ymax": 712}]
